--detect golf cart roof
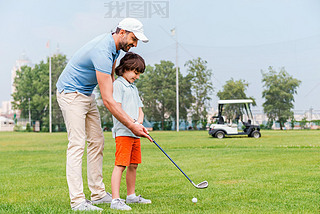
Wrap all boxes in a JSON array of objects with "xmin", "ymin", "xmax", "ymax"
[{"xmin": 218, "ymin": 99, "xmax": 253, "ymax": 104}]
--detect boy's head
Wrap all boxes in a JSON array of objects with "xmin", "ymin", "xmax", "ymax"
[{"xmin": 115, "ymin": 52, "xmax": 145, "ymax": 77}]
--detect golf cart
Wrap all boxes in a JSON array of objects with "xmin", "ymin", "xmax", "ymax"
[{"xmin": 209, "ymin": 99, "xmax": 261, "ymax": 139}]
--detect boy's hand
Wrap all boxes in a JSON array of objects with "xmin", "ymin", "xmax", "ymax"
[{"xmin": 129, "ymin": 123, "xmax": 152, "ymax": 141}]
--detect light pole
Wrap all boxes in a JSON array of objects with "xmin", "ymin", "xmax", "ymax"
[
  {"xmin": 172, "ymin": 28, "xmax": 179, "ymax": 132},
  {"xmin": 47, "ymin": 40, "xmax": 52, "ymax": 133},
  {"xmin": 28, "ymin": 97, "xmax": 31, "ymax": 125},
  {"xmin": 49, "ymin": 55, "xmax": 52, "ymax": 133}
]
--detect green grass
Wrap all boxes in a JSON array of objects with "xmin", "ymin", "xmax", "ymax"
[{"xmin": 0, "ymin": 130, "xmax": 319, "ymax": 213}]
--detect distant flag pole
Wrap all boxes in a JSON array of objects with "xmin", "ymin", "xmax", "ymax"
[{"xmin": 47, "ymin": 40, "xmax": 52, "ymax": 133}]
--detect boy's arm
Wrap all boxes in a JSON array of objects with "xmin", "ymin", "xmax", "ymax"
[{"xmin": 137, "ymin": 107, "xmax": 144, "ymax": 124}]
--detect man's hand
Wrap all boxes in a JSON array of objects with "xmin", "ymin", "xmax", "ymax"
[{"xmin": 129, "ymin": 123, "xmax": 152, "ymax": 141}]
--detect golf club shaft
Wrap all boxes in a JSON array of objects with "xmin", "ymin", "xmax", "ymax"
[{"xmin": 148, "ymin": 135, "xmax": 193, "ymax": 184}]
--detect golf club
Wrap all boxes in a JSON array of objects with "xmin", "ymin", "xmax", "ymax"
[{"xmin": 148, "ymin": 134, "xmax": 208, "ymax": 189}]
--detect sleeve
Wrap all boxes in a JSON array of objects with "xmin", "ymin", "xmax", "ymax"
[
  {"xmin": 138, "ymin": 96, "xmax": 143, "ymax": 108},
  {"xmin": 113, "ymin": 81, "xmax": 123, "ymax": 103},
  {"xmin": 91, "ymin": 50, "xmax": 114, "ymax": 75},
  {"xmin": 135, "ymin": 88, "xmax": 144, "ymax": 107}
]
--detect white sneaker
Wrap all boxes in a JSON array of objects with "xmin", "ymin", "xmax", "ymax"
[
  {"xmin": 72, "ymin": 199, "xmax": 103, "ymax": 211},
  {"xmin": 91, "ymin": 192, "xmax": 112, "ymax": 204},
  {"xmin": 126, "ymin": 195, "xmax": 151, "ymax": 204},
  {"xmin": 110, "ymin": 198, "xmax": 132, "ymax": 210}
]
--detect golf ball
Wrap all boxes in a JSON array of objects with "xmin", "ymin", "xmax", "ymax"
[{"xmin": 192, "ymin": 197, "xmax": 197, "ymax": 203}]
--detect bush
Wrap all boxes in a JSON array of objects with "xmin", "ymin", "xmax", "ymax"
[
  {"xmin": 152, "ymin": 122, "xmax": 160, "ymax": 130},
  {"xmin": 14, "ymin": 125, "xmax": 23, "ymax": 132},
  {"xmin": 26, "ymin": 123, "xmax": 32, "ymax": 132},
  {"xmin": 163, "ymin": 121, "xmax": 172, "ymax": 130},
  {"xmin": 41, "ymin": 126, "xmax": 49, "ymax": 132}
]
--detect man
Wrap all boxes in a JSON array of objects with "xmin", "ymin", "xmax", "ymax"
[{"xmin": 56, "ymin": 18, "xmax": 151, "ymax": 211}]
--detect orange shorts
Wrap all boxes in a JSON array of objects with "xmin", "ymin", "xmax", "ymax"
[{"xmin": 115, "ymin": 136, "xmax": 141, "ymax": 166}]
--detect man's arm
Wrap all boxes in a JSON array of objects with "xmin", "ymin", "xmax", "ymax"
[
  {"xmin": 111, "ymin": 60, "xmax": 116, "ymax": 82},
  {"xmin": 137, "ymin": 107, "xmax": 144, "ymax": 124},
  {"xmin": 96, "ymin": 70, "xmax": 151, "ymax": 141},
  {"xmin": 116, "ymin": 102, "xmax": 138, "ymax": 125}
]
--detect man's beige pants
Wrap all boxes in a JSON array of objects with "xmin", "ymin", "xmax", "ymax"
[{"xmin": 57, "ymin": 90, "xmax": 107, "ymax": 208}]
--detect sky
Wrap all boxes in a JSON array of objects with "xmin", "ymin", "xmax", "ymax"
[{"xmin": 1, "ymin": 0, "xmax": 320, "ymax": 113}]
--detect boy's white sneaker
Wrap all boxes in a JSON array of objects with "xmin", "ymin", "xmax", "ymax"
[
  {"xmin": 72, "ymin": 199, "xmax": 103, "ymax": 211},
  {"xmin": 110, "ymin": 198, "xmax": 132, "ymax": 211},
  {"xmin": 126, "ymin": 195, "xmax": 151, "ymax": 204}
]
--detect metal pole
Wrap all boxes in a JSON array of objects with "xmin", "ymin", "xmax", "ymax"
[
  {"xmin": 28, "ymin": 98, "xmax": 31, "ymax": 125},
  {"xmin": 49, "ymin": 56, "xmax": 52, "ymax": 133},
  {"xmin": 176, "ymin": 34, "xmax": 179, "ymax": 132}
]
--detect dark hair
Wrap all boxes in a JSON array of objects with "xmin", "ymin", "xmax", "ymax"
[
  {"xmin": 115, "ymin": 52, "xmax": 145, "ymax": 76},
  {"xmin": 115, "ymin": 27, "xmax": 131, "ymax": 34}
]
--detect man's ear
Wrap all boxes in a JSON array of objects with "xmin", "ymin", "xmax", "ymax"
[{"xmin": 119, "ymin": 29, "xmax": 126, "ymax": 37}]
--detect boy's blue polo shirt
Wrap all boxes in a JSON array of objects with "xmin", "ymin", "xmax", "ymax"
[
  {"xmin": 56, "ymin": 33, "xmax": 120, "ymax": 95},
  {"xmin": 112, "ymin": 76, "xmax": 143, "ymax": 138}
]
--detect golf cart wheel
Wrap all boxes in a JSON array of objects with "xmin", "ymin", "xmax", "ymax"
[
  {"xmin": 251, "ymin": 130, "xmax": 261, "ymax": 138},
  {"xmin": 215, "ymin": 131, "xmax": 225, "ymax": 139}
]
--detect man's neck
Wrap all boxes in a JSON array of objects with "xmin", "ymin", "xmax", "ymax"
[{"xmin": 112, "ymin": 34, "xmax": 120, "ymax": 50}]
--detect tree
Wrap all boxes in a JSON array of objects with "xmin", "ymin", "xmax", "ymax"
[
  {"xmin": 185, "ymin": 57, "xmax": 213, "ymax": 129},
  {"xmin": 289, "ymin": 115, "xmax": 295, "ymax": 130},
  {"xmin": 12, "ymin": 54, "xmax": 68, "ymax": 131},
  {"xmin": 216, "ymin": 78, "xmax": 255, "ymax": 123},
  {"xmin": 136, "ymin": 61, "xmax": 193, "ymax": 130},
  {"xmin": 299, "ymin": 117, "xmax": 308, "ymax": 129},
  {"xmin": 51, "ymin": 54, "xmax": 68, "ymax": 131},
  {"xmin": 178, "ymin": 72, "xmax": 193, "ymax": 128},
  {"xmin": 12, "ymin": 62, "xmax": 48, "ymax": 130},
  {"xmin": 261, "ymin": 66, "xmax": 301, "ymax": 130}
]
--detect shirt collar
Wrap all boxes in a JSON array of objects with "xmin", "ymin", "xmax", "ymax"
[{"xmin": 117, "ymin": 76, "xmax": 135, "ymax": 88}]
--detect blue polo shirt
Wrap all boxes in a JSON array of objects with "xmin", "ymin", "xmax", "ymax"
[
  {"xmin": 112, "ymin": 76, "xmax": 144, "ymax": 138},
  {"xmin": 56, "ymin": 33, "xmax": 120, "ymax": 95}
]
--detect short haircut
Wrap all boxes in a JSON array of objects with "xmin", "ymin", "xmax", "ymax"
[
  {"xmin": 115, "ymin": 27, "xmax": 130, "ymax": 34},
  {"xmin": 115, "ymin": 52, "xmax": 145, "ymax": 76}
]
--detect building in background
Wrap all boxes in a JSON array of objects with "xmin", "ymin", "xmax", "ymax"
[
  {"xmin": 0, "ymin": 116, "xmax": 14, "ymax": 131},
  {"xmin": 0, "ymin": 53, "xmax": 32, "ymax": 131},
  {"xmin": 11, "ymin": 52, "xmax": 33, "ymax": 96}
]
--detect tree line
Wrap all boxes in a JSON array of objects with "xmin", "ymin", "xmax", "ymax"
[{"xmin": 12, "ymin": 53, "xmax": 301, "ymax": 131}]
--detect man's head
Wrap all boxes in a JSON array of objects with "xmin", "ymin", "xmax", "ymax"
[{"xmin": 115, "ymin": 18, "xmax": 148, "ymax": 52}]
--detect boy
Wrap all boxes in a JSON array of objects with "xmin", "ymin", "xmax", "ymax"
[{"xmin": 111, "ymin": 52, "xmax": 151, "ymax": 211}]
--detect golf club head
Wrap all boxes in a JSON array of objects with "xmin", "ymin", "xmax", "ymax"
[
  {"xmin": 149, "ymin": 134, "xmax": 209, "ymax": 190},
  {"xmin": 193, "ymin": 181, "xmax": 208, "ymax": 189}
]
